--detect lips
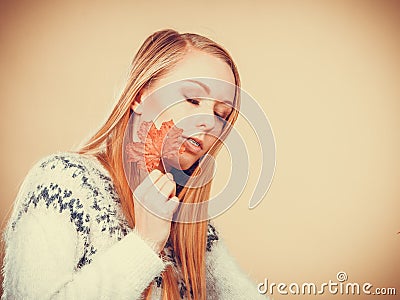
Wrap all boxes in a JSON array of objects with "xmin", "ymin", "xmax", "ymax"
[{"xmin": 182, "ymin": 135, "xmax": 203, "ymax": 153}]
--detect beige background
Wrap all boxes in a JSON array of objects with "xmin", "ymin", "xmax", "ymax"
[{"xmin": 1, "ymin": 0, "xmax": 399, "ymax": 298}]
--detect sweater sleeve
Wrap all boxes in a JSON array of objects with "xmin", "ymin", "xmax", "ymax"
[
  {"xmin": 206, "ymin": 224, "xmax": 270, "ymax": 300},
  {"xmin": 1, "ymin": 154, "xmax": 169, "ymax": 300}
]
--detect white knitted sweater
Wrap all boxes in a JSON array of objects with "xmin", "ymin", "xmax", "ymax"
[{"xmin": 1, "ymin": 153, "xmax": 267, "ymax": 300}]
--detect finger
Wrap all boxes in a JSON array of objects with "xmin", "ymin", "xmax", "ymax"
[
  {"xmin": 154, "ymin": 195, "xmax": 180, "ymax": 219},
  {"xmin": 159, "ymin": 179, "xmax": 176, "ymax": 199},
  {"xmin": 154, "ymin": 173, "xmax": 175, "ymax": 193},
  {"xmin": 137, "ymin": 172, "xmax": 174, "ymax": 207},
  {"xmin": 153, "ymin": 173, "xmax": 169, "ymax": 188},
  {"xmin": 165, "ymin": 196, "xmax": 180, "ymax": 215},
  {"xmin": 135, "ymin": 169, "xmax": 163, "ymax": 196}
]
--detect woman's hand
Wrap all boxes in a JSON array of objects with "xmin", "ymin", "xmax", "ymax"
[{"xmin": 133, "ymin": 169, "xmax": 180, "ymax": 253}]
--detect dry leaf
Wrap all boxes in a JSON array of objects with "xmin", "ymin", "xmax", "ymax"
[{"xmin": 126, "ymin": 119, "xmax": 186, "ymax": 172}]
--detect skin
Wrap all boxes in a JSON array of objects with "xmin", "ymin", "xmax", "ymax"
[{"xmin": 130, "ymin": 50, "xmax": 237, "ymax": 252}]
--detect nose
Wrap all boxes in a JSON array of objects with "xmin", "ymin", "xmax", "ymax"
[{"xmin": 195, "ymin": 103, "xmax": 215, "ymax": 132}]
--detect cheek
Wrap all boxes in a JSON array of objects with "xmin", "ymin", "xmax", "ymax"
[
  {"xmin": 202, "ymin": 135, "xmax": 219, "ymax": 152},
  {"xmin": 155, "ymin": 105, "xmax": 191, "ymax": 129}
]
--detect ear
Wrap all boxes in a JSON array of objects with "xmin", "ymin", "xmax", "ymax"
[
  {"xmin": 130, "ymin": 88, "xmax": 148, "ymax": 115},
  {"xmin": 131, "ymin": 101, "xmax": 143, "ymax": 115}
]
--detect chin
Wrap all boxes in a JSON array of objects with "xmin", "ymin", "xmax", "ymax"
[
  {"xmin": 179, "ymin": 152, "xmax": 202, "ymax": 171},
  {"xmin": 163, "ymin": 154, "xmax": 198, "ymax": 171},
  {"xmin": 177, "ymin": 159, "xmax": 197, "ymax": 171}
]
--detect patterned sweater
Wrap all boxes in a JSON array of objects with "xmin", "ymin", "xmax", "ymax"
[{"xmin": 1, "ymin": 153, "xmax": 268, "ymax": 299}]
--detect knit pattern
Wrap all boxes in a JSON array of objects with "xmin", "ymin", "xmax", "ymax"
[
  {"xmin": 9, "ymin": 154, "xmax": 131, "ymax": 271},
  {"xmin": 1, "ymin": 152, "xmax": 267, "ymax": 299}
]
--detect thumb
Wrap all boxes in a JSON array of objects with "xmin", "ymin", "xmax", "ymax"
[{"xmin": 166, "ymin": 196, "xmax": 180, "ymax": 215}]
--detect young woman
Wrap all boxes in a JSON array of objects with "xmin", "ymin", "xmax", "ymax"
[{"xmin": 1, "ymin": 29, "xmax": 268, "ymax": 299}]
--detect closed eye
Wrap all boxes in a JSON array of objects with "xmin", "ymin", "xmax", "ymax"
[
  {"xmin": 185, "ymin": 96, "xmax": 231, "ymax": 122},
  {"xmin": 186, "ymin": 98, "xmax": 200, "ymax": 105},
  {"xmin": 215, "ymin": 102, "xmax": 232, "ymax": 121},
  {"xmin": 215, "ymin": 111, "xmax": 227, "ymax": 120}
]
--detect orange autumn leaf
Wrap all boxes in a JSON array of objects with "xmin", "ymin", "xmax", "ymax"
[{"xmin": 126, "ymin": 119, "xmax": 186, "ymax": 172}]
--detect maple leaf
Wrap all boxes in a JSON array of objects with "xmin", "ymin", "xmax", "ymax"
[{"xmin": 126, "ymin": 119, "xmax": 186, "ymax": 173}]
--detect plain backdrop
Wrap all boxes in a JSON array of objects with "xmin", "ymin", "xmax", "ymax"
[{"xmin": 1, "ymin": 0, "xmax": 399, "ymax": 299}]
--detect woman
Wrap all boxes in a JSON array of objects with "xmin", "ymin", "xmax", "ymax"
[{"xmin": 1, "ymin": 29, "xmax": 267, "ymax": 299}]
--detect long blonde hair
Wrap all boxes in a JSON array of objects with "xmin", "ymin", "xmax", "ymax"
[{"xmin": 79, "ymin": 29, "xmax": 241, "ymax": 300}]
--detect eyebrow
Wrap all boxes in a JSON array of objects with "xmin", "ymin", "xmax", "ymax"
[
  {"xmin": 184, "ymin": 79, "xmax": 234, "ymax": 105},
  {"xmin": 185, "ymin": 79, "xmax": 210, "ymax": 94}
]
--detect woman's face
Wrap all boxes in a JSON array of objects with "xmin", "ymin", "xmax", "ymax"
[{"xmin": 134, "ymin": 50, "xmax": 236, "ymax": 171}]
